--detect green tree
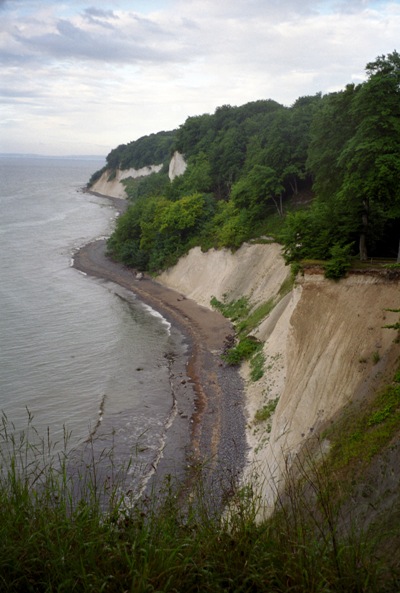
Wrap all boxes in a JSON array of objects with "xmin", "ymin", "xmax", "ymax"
[
  {"xmin": 258, "ymin": 95, "xmax": 320, "ymax": 196},
  {"xmin": 231, "ymin": 165, "xmax": 284, "ymax": 217},
  {"xmin": 158, "ymin": 193, "xmax": 206, "ymax": 238},
  {"xmin": 104, "ymin": 131, "xmax": 176, "ymax": 171},
  {"xmin": 167, "ymin": 152, "xmax": 212, "ymax": 200},
  {"xmin": 213, "ymin": 201, "xmax": 252, "ymax": 249},
  {"xmin": 307, "ymin": 85, "xmax": 359, "ymax": 202},
  {"xmin": 124, "ymin": 171, "xmax": 169, "ymax": 202},
  {"xmin": 175, "ymin": 113, "xmax": 215, "ymax": 157},
  {"xmin": 338, "ymin": 51, "xmax": 400, "ymax": 260},
  {"xmin": 210, "ymin": 125, "xmax": 247, "ymax": 197},
  {"xmin": 281, "ymin": 200, "xmax": 343, "ymax": 263},
  {"xmin": 107, "ymin": 196, "xmax": 153, "ymax": 269},
  {"xmin": 136, "ymin": 193, "xmax": 213, "ymax": 271}
]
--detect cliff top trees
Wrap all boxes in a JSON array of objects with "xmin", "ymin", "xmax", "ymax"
[
  {"xmin": 338, "ymin": 51, "xmax": 400, "ymax": 260},
  {"xmin": 106, "ymin": 51, "xmax": 400, "ymax": 272},
  {"xmin": 290, "ymin": 51, "xmax": 400, "ymax": 263},
  {"xmin": 105, "ymin": 130, "xmax": 177, "ymax": 171}
]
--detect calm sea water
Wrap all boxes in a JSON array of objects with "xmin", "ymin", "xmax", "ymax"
[{"xmin": 0, "ymin": 156, "xmax": 185, "ymax": 484}]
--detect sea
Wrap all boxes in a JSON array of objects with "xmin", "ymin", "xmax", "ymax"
[{"xmin": 0, "ymin": 155, "xmax": 187, "ymax": 494}]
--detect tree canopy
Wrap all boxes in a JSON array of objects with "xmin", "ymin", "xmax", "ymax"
[
  {"xmin": 301, "ymin": 51, "xmax": 400, "ymax": 263},
  {"xmin": 103, "ymin": 51, "xmax": 400, "ymax": 273},
  {"xmin": 105, "ymin": 130, "xmax": 177, "ymax": 171}
]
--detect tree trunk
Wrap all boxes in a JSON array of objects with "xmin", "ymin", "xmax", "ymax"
[
  {"xmin": 271, "ymin": 195, "xmax": 284, "ymax": 217},
  {"xmin": 290, "ymin": 177, "xmax": 298, "ymax": 195},
  {"xmin": 397, "ymin": 237, "xmax": 400, "ymax": 263},
  {"xmin": 359, "ymin": 232, "xmax": 368, "ymax": 261},
  {"xmin": 359, "ymin": 202, "xmax": 369, "ymax": 261}
]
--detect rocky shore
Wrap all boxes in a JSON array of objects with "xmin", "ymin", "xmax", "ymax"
[{"xmin": 73, "ymin": 237, "xmax": 247, "ymax": 505}]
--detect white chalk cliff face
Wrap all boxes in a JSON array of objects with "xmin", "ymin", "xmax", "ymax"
[
  {"xmin": 91, "ymin": 151, "xmax": 188, "ymax": 198},
  {"xmin": 168, "ymin": 151, "xmax": 187, "ymax": 180},
  {"xmin": 91, "ymin": 163, "xmax": 163, "ymax": 198},
  {"xmin": 157, "ymin": 244, "xmax": 400, "ymax": 517}
]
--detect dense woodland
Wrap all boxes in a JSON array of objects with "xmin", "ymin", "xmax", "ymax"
[{"xmin": 91, "ymin": 52, "xmax": 400, "ymax": 275}]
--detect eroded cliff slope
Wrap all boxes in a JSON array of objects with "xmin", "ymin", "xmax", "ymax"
[{"xmin": 157, "ymin": 244, "xmax": 400, "ymax": 515}]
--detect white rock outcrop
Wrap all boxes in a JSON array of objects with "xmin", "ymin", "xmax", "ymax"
[
  {"xmin": 168, "ymin": 151, "xmax": 187, "ymax": 181},
  {"xmin": 91, "ymin": 151, "xmax": 188, "ymax": 197},
  {"xmin": 91, "ymin": 164, "xmax": 163, "ymax": 198}
]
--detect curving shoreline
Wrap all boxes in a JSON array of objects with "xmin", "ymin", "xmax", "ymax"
[{"xmin": 73, "ymin": 232, "xmax": 248, "ymax": 502}]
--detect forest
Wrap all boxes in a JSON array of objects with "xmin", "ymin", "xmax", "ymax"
[{"xmin": 91, "ymin": 51, "xmax": 400, "ymax": 276}]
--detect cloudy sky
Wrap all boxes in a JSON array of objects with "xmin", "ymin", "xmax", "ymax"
[{"xmin": 1, "ymin": 0, "xmax": 399, "ymax": 156}]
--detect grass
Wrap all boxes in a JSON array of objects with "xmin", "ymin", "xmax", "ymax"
[
  {"xmin": 325, "ymin": 378, "xmax": 400, "ymax": 469},
  {"xmin": 211, "ymin": 295, "xmax": 274, "ymax": 375},
  {"xmin": 278, "ymin": 271, "xmax": 296, "ymax": 299},
  {"xmin": 254, "ymin": 397, "xmax": 279, "ymax": 425},
  {"xmin": 236, "ymin": 298, "xmax": 275, "ymax": 336},
  {"xmin": 372, "ymin": 350, "xmax": 381, "ymax": 364},
  {"xmin": 211, "ymin": 295, "xmax": 265, "ymax": 369},
  {"xmin": 210, "ymin": 276, "xmax": 294, "ymax": 378},
  {"xmin": 210, "ymin": 295, "xmax": 250, "ymax": 322},
  {"xmin": 222, "ymin": 336, "xmax": 262, "ymax": 366},
  {"xmin": 250, "ymin": 350, "xmax": 265, "ymax": 381},
  {"xmin": 0, "ymin": 412, "xmax": 399, "ymax": 592}
]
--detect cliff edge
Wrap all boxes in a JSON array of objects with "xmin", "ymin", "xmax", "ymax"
[
  {"xmin": 91, "ymin": 163, "xmax": 163, "ymax": 198},
  {"xmin": 157, "ymin": 243, "xmax": 400, "ymax": 516},
  {"xmin": 90, "ymin": 152, "xmax": 187, "ymax": 198}
]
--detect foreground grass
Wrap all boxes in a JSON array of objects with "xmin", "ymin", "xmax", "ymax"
[{"xmin": 0, "ymin": 413, "xmax": 399, "ymax": 592}]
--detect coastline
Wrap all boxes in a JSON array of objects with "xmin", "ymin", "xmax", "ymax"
[{"xmin": 73, "ymin": 213, "xmax": 247, "ymax": 502}]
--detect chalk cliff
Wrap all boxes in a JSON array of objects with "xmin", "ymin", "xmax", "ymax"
[
  {"xmin": 157, "ymin": 244, "xmax": 400, "ymax": 516},
  {"xmin": 91, "ymin": 163, "xmax": 163, "ymax": 198},
  {"xmin": 168, "ymin": 151, "xmax": 187, "ymax": 180},
  {"xmin": 91, "ymin": 151, "xmax": 187, "ymax": 198}
]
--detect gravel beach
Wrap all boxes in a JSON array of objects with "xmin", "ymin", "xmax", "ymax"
[{"xmin": 73, "ymin": 231, "xmax": 247, "ymax": 506}]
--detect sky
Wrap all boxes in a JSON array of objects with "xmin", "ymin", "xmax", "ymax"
[{"xmin": 1, "ymin": 0, "xmax": 399, "ymax": 156}]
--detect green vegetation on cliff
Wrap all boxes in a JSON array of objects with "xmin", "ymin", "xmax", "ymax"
[
  {"xmin": 104, "ymin": 51, "xmax": 400, "ymax": 274},
  {"xmin": 106, "ymin": 94, "xmax": 320, "ymax": 270},
  {"xmin": 88, "ymin": 130, "xmax": 176, "ymax": 187},
  {"xmin": 106, "ymin": 130, "xmax": 176, "ymax": 171}
]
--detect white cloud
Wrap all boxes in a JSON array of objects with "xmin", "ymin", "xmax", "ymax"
[{"xmin": 0, "ymin": 0, "xmax": 399, "ymax": 155}]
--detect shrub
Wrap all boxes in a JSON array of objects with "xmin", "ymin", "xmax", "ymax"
[
  {"xmin": 372, "ymin": 350, "xmax": 381, "ymax": 364},
  {"xmin": 324, "ymin": 242, "xmax": 353, "ymax": 280},
  {"xmin": 254, "ymin": 397, "xmax": 279, "ymax": 424},
  {"xmin": 223, "ymin": 336, "xmax": 262, "ymax": 365},
  {"xmin": 87, "ymin": 166, "xmax": 106, "ymax": 187},
  {"xmin": 210, "ymin": 296, "xmax": 250, "ymax": 321},
  {"xmin": 237, "ymin": 299, "xmax": 275, "ymax": 335}
]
